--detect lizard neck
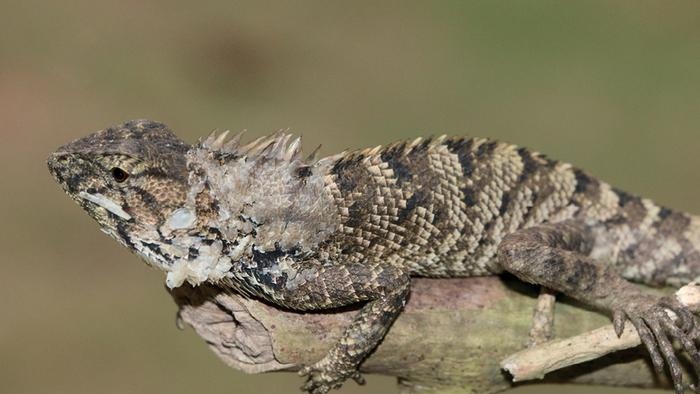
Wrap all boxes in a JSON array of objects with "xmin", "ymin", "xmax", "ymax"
[
  {"xmin": 123, "ymin": 135, "xmax": 346, "ymax": 290},
  {"xmin": 185, "ymin": 142, "xmax": 342, "ymax": 254}
]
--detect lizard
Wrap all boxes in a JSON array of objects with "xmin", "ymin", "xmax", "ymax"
[{"xmin": 47, "ymin": 119, "xmax": 700, "ymax": 394}]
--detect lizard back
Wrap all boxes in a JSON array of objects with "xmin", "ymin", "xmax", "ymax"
[
  {"xmin": 316, "ymin": 135, "xmax": 700, "ymax": 285},
  {"xmin": 317, "ymin": 136, "xmax": 579, "ymax": 277}
]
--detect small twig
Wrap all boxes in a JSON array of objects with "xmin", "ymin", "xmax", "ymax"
[
  {"xmin": 501, "ymin": 282, "xmax": 700, "ymax": 381},
  {"xmin": 527, "ymin": 288, "xmax": 556, "ymax": 347}
]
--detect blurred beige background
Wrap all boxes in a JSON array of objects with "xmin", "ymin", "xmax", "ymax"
[{"xmin": 2, "ymin": 1, "xmax": 699, "ymax": 393}]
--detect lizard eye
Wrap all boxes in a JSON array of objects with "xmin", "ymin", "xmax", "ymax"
[{"xmin": 111, "ymin": 167, "xmax": 130, "ymax": 183}]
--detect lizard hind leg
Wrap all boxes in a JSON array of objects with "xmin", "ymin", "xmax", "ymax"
[{"xmin": 497, "ymin": 220, "xmax": 700, "ymax": 394}]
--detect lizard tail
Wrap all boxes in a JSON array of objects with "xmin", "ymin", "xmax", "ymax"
[{"xmin": 612, "ymin": 202, "xmax": 700, "ymax": 287}]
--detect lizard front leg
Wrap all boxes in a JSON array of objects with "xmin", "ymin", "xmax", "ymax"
[
  {"xmin": 299, "ymin": 278, "xmax": 410, "ymax": 394},
  {"xmin": 266, "ymin": 260, "xmax": 410, "ymax": 394},
  {"xmin": 497, "ymin": 220, "xmax": 700, "ymax": 393}
]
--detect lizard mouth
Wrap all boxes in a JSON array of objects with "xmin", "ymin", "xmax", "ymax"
[{"xmin": 78, "ymin": 191, "xmax": 133, "ymax": 221}]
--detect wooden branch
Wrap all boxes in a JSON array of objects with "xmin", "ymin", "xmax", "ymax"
[{"xmin": 169, "ymin": 277, "xmax": 676, "ymax": 393}]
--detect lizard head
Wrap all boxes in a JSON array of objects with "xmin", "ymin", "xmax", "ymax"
[{"xmin": 48, "ymin": 119, "xmax": 191, "ymax": 249}]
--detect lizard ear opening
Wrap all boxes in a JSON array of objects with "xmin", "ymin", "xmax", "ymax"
[{"xmin": 111, "ymin": 167, "xmax": 130, "ymax": 183}]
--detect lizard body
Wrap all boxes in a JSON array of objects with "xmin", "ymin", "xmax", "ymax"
[{"xmin": 48, "ymin": 120, "xmax": 700, "ymax": 393}]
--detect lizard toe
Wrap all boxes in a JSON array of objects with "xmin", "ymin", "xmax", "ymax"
[
  {"xmin": 628, "ymin": 315, "xmax": 666, "ymax": 374},
  {"xmin": 659, "ymin": 297, "xmax": 696, "ymax": 334},
  {"xmin": 645, "ymin": 313, "xmax": 684, "ymax": 394},
  {"xmin": 612, "ymin": 309, "xmax": 627, "ymax": 337},
  {"xmin": 660, "ymin": 316, "xmax": 700, "ymax": 390},
  {"xmin": 350, "ymin": 371, "xmax": 366, "ymax": 385}
]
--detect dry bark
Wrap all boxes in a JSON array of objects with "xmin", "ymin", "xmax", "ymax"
[{"xmin": 170, "ymin": 277, "xmax": 677, "ymax": 394}]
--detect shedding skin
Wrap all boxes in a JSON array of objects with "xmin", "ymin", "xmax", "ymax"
[{"xmin": 49, "ymin": 119, "xmax": 700, "ymax": 393}]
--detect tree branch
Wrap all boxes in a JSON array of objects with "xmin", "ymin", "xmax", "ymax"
[{"xmin": 170, "ymin": 277, "xmax": 676, "ymax": 393}]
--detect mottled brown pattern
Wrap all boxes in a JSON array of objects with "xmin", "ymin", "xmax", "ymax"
[{"xmin": 49, "ymin": 120, "xmax": 700, "ymax": 394}]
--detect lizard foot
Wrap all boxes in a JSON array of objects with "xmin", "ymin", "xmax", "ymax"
[
  {"xmin": 612, "ymin": 296, "xmax": 700, "ymax": 394},
  {"xmin": 299, "ymin": 360, "xmax": 365, "ymax": 394}
]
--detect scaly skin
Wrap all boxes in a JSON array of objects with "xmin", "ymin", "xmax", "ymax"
[{"xmin": 49, "ymin": 119, "xmax": 700, "ymax": 393}]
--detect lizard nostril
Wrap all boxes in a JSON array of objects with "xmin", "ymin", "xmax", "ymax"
[{"xmin": 47, "ymin": 157, "xmax": 65, "ymax": 180}]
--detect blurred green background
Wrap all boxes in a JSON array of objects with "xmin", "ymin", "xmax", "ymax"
[{"xmin": 2, "ymin": 1, "xmax": 699, "ymax": 393}]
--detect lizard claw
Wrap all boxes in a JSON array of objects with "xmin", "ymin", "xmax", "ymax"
[
  {"xmin": 614, "ymin": 296, "xmax": 700, "ymax": 394},
  {"xmin": 299, "ymin": 361, "xmax": 363, "ymax": 394},
  {"xmin": 350, "ymin": 371, "xmax": 366, "ymax": 385}
]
